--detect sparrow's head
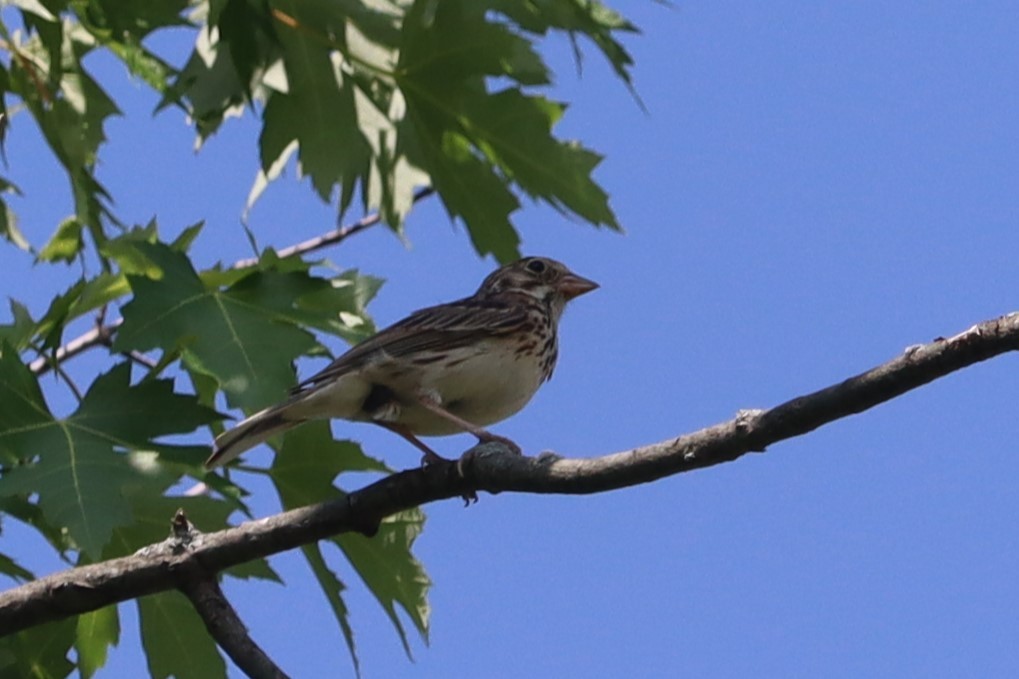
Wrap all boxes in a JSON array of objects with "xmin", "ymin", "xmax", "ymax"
[{"xmin": 479, "ymin": 256, "xmax": 598, "ymax": 318}]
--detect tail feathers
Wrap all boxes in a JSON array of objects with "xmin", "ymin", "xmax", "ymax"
[{"xmin": 206, "ymin": 405, "xmax": 304, "ymax": 469}]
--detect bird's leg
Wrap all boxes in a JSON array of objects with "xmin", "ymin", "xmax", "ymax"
[
  {"xmin": 414, "ymin": 392, "xmax": 523, "ymax": 456},
  {"xmin": 374, "ymin": 422, "xmax": 450, "ymax": 466},
  {"xmin": 373, "ymin": 421, "xmax": 479, "ymax": 506}
]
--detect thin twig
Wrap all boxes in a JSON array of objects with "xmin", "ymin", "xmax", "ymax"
[
  {"xmin": 124, "ymin": 350, "xmax": 158, "ymax": 369},
  {"xmin": 28, "ymin": 340, "xmax": 85, "ymax": 401},
  {"xmin": 232, "ymin": 187, "xmax": 434, "ymax": 269},
  {"xmin": 2, "ymin": 311, "xmax": 1018, "ymax": 636},
  {"xmin": 46, "ymin": 356, "xmax": 83, "ymax": 402},
  {"xmin": 29, "ymin": 320, "xmax": 121, "ymax": 376}
]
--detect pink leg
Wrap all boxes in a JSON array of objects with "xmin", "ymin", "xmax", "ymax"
[
  {"xmin": 375, "ymin": 421, "xmax": 479, "ymax": 505},
  {"xmin": 414, "ymin": 395, "xmax": 523, "ymax": 455},
  {"xmin": 375, "ymin": 422, "xmax": 450, "ymax": 466}
]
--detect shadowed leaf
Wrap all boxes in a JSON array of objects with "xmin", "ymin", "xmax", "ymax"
[
  {"xmin": 0, "ymin": 356, "xmax": 219, "ymax": 558},
  {"xmin": 0, "ymin": 617, "xmax": 75, "ymax": 679},
  {"xmin": 114, "ymin": 242, "xmax": 318, "ymax": 411},
  {"xmin": 138, "ymin": 591, "xmax": 226, "ymax": 679},
  {"xmin": 76, "ymin": 605, "xmax": 119, "ymax": 679}
]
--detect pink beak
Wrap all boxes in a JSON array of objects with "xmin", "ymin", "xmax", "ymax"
[{"xmin": 558, "ymin": 272, "xmax": 599, "ymax": 300}]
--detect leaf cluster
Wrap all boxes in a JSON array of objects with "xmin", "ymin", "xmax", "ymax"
[
  {"xmin": 0, "ymin": 0, "xmax": 635, "ymax": 675},
  {"xmin": 0, "ymin": 224, "xmax": 411, "ymax": 676}
]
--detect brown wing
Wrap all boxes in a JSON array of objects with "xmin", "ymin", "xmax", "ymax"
[{"xmin": 291, "ymin": 296, "xmax": 529, "ymax": 394}]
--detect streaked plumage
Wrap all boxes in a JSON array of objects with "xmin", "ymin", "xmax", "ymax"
[{"xmin": 206, "ymin": 256, "xmax": 597, "ymax": 468}]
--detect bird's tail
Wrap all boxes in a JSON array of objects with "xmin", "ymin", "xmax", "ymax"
[{"xmin": 205, "ymin": 404, "xmax": 306, "ymax": 469}]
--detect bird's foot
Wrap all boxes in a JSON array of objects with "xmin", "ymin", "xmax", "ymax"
[
  {"xmin": 454, "ymin": 434, "xmax": 520, "ymax": 506},
  {"xmin": 411, "ymin": 446, "xmax": 477, "ymax": 505},
  {"xmin": 454, "ymin": 450, "xmax": 480, "ymax": 506},
  {"xmin": 475, "ymin": 431, "xmax": 522, "ymax": 455}
]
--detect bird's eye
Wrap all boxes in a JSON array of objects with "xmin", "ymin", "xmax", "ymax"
[{"xmin": 526, "ymin": 259, "xmax": 546, "ymax": 274}]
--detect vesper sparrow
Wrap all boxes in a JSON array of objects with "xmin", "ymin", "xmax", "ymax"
[{"xmin": 205, "ymin": 257, "xmax": 598, "ymax": 468}]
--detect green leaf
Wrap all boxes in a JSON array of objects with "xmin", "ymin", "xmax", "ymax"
[
  {"xmin": 165, "ymin": 0, "xmax": 632, "ymax": 260},
  {"xmin": 0, "ymin": 176, "xmax": 29, "ymax": 251},
  {"xmin": 170, "ymin": 220, "xmax": 205, "ymax": 252},
  {"xmin": 217, "ymin": 0, "xmax": 278, "ymax": 98},
  {"xmin": 491, "ymin": 0, "xmax": 638, "ymax": 87},
  {"xmin": 0, "ymin": 494, "xmax": 75, "ymax": 555},
  {"xmin": 334, "ymin": 509, "xmax": 431, "ymax": 655},
  {"xmin": 463, "ymin": 89, "xmax": 618, "ymax": 229},
  {"xmin": 290, "ymin": 268, "xmax": 383, "ymax": 343},
  {"xmin": 29, "ymin": 272, "xmax": 128, "ymax": 353},
  {"xmin": 0, "ymin": 300, "xmax": 37, "ymax": 352},
  {"xmin": 76, "ymin": 605, "xmax": 120, "ymax": 679},
  {"xmin": 403, "ymin": 121, "xmax": 521, "ymax": 261},
  {"xmin": 0, "ymin": 341, "xmax": 53, "ymax": 444},
  {"xmin": 7, "ymin": 20, "xmax": 122, "ymax": 234},
  {"xmin": 103, "ymin": 39, "xmax": 175, "ymax": 91},
  {"xmin": 99, "ymin": 224, "xmax": 167, "ymax": 276},
  {"xmin": 162, "ymin": 28, "xmax": 247, "ymax": 140},
  {"xmin": 8, "ymin": 0, "xmax": 57, "ymax": 22},
  {"xmin": 197, "ymin": 261, "xmax": 259, "ymax": 291},
  {"xmin": 0, "ymin": 550, "xmax": 34, "ymax": 582},
  {"xmin": 271, "ymin": 423, "xmax": 388, "ymax": 668},
  {"xmin": 269, "ymin": 423, "xmax": 427, "ymax": 657},
  {"xmin": 56, "ymin": 30, "xmax": 122, "ymax": 166},
  {"xmin": 0, "ymin": 357, "xmax": 219, "ymax": 559},
  {"xmin": 260, "ymin": 0, "xmax": 372, "ymax": 205},
  {"xmin": 272, "ymin": 422, "xmax": 389, "ymax": 498},
  {"xmin": 35, "ymin": 279, "xmax": 86, "ymax": 351},
  {"xmin": 0, "ymin": 617, "xmax": 75, "ymax": 679},
  {"xmin": 163, "ymin": 0, "xmax": 279, "ymax": 140},
  {"xmin": 302, "ymin": 544, "xmax": 361, "ymax": 675},
  {"xmin": 393, "ymin": 0, "xmax": 622, "ymax": 259},
  {"xmin": 72, "ymin": 363, "xmax": 220, "ymax": 448},
  {"xmin": 114, "ymin": 242, "xmax": 321, "ymax": 411},
  {"xmin": 37, "ymin": 217, "xmax": 84, "ymax": 263},
  {"xmin": 0, "ymin": 198, "xmax": 28, "ymax": 251},
  {"xmin": 138, "ymin": 591, "xmax": 226, "ymax": 679},
  {"xmin": 75, "ymin": 272, "xmax": 130, "ymax": 317},
  {"xmin": 73, "ymin": 0, "xmax": 189, "ymax": 41},
  {"xmin": 68, "ymin": 0, "xmax": 184, "ymax": 93},
  {"xmin": 249, "ymin": 0, "xmax": 422, "ymax": 221},
  {"xmin": 400, "ymin": 2, "xmax": 549, "ymax": 87}
]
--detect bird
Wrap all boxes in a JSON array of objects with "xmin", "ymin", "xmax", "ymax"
[{"xmin": 205, "ymin": 256, "xmax": 598, "ymax": 469}]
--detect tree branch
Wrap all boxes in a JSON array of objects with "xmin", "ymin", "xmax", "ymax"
[
  {"xmin": 232, "ymin": 187, "xmax": 435, "ymax": 269},
  {"xmin": 180, "ymin": 576, "xmax": 289, "ymax": 679},
  {"xmin": 2, "ymin": 311, "xmax": 1017, "ymax": 637},
  {"xmin": 181, "ymin": 576, "xmax": 289, "ymax": 679},
  {"xmin": 27, "ymin": 187, "xmax": 436, "ymax": 377},
  {"xmin": 170, "ymin": 510, "xmax": 290, "ymax": 679},
  {"xmin": 29, "ymin": 319, "xmax": 121, "ymax": 376}
]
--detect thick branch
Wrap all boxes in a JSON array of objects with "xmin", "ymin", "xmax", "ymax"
[
  {"xmin": 2, "ymin": 312, "xmax": 1017, "ymax": 636},
  {"xmin": 181, "ymin": 578, "xmax": 288, "ymax": 679},
  {"xmin": 172, "ymin": 511, "xmax": 290, "ymax": 679}
]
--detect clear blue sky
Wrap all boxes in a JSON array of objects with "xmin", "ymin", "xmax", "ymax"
[{"xmin": 4, "ymin": 2, "xmax": 1019, "ymax": 677}]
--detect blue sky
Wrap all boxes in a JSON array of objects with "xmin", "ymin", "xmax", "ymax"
[{"xmin": 4, "ymin": 2, "xmax": 1019, "ymax": 677}]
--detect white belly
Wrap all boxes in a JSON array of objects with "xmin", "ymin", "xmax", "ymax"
[
  {"xmin": 400, "ymin": 338, "xmax": 545, "ymax": 435},
  {"xmin": 291, "ymin": 337, "xmax": 546, "ymax": 436}
]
